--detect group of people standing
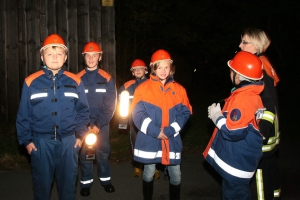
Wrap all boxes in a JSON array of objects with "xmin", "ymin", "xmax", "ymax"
[
  {"xmin": 204, "ymin": 28, "xmax": 281, "ymax": 200},
  {"xmin": 16, "ymin": 27, "xmax": 280, "ymax": 200}
]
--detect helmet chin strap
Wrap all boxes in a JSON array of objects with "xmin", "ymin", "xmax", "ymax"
[
  {"xmin": 42, "ymin": 61, "xmax": 47, "ymax": 69},
  {"xmin": 232, "ymin": 71, "xmax": 238, "ymax": 86}
]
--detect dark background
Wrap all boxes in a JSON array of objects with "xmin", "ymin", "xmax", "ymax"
[{"xmin": 115, "ymin": 0, "xmax": 300, "ymax": 139}]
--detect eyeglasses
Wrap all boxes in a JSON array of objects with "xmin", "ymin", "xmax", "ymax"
[
  {"xmin": 240, "ymin": 40, "xmax": 251, "ymax": 45},
  {"xmin": 85, "ymin": 54, "xmax": 101, "ymax": 59},
  {"xmin": 132, "ymin": 67, "xmax": 145, "ymax": 72}
]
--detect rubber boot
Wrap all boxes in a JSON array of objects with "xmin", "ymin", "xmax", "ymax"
[
  {"xmin": 133, "ymin": 166, "xmax": 142, "ymax": 178},
  {"xmin": 143, "ymin": 180, "xmax": 153, "ymax": 200},
  {"xmin": 154, "ymin": 169, "xmax": 160, "ymax": 179},
  {"xmin": 169, "ymin": 183, "xmax": 180, "ymax": 200}
]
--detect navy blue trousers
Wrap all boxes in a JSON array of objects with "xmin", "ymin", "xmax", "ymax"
[
  {"xmin": 222, "ymin": 179, "xmax": 251, "ymax": 200},
  {"xmin": 31, "ymin": 134, "xmax": 79, "ymax": 200},
  {"xmin": 79, "ymin": 124, "xmax": 111, "ymax": 188}
]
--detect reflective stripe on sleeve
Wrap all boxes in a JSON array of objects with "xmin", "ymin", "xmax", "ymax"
[
  {"xmin": 262, "ymin": 137, "xmax": 280, "ymax": 152},
  {"xmin": 216, "ymin": 118, "xmax": 226, "ymax": 129},
  {"xmin": 262, "ymin": 111, "xmax": 275, "ymax": 124},
  {"xmin": 141, "ymin": 117, "xmax": 151, "ymax": 134},
  {"xmin": 170, "ymin": 122, "xmax": 181, "ymax": 133}
]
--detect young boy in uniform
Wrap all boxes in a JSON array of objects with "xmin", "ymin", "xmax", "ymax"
[{"xmin": 203, "ymin": 51, "xmax": 265, "ymax": 200}]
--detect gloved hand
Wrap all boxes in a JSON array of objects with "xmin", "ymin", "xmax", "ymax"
[{"xmin": 208, "ymin": 103, "xmax": 223, "ymax": 125}]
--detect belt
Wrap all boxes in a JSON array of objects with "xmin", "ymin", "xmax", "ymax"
[{"xmin": 32, "ymin": 133, "xmax": 74, "ymax": 141}]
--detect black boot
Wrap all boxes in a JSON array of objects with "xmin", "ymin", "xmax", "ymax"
[
  {"xmin": 169, "ymin": 183, "xmax": 180, "ymax": 200},
  {"xmin": 143, "ymin": 180, "xmax": 153, "ymax": 200}
]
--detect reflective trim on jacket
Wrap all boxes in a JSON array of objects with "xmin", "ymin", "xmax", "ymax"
[
  {"xmin": 203, "ymin": 82, "xmax": 264, "ymax": 184},
  {"xmin": 77, "ymin": 68, "xmax": 116, "ymax": 129},
  {"xmin": 132, "ymin": 75, "xmax": 192, "ymax": 165},
  {"xmin": 16, "ymin": 69, "xmax": 90, "ymax": 146}
]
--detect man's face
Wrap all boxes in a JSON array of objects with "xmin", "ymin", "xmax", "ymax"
[
  {"xmin": 41, "ymin": 47, "xmax": 67, "ymax": 74},
  {"xmin": 84, "ymin": 53, "xmax": 101, "ymax": 71},
  {"xmin": 132, "ymin": 67, "xmax": 146, "ymax": 79}
]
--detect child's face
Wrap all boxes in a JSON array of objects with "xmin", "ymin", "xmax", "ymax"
[
  {"xmin": 84, "ymin": 53, "xmax": 101, "ymax": 71},
  {"xmin": 41, "ymin": 47, "xmax": 67, "ymax": 74},
  {"xmin": 154, "ymin": 61, "xmax": 171, "ymax": 84},
  {"xmin": 132, "ymin": 67, "xmax": 146, "ymax": 79}
]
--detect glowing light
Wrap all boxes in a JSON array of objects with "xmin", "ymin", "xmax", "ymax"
[
  {"xmin": 85, "ymin": 133, "xmax": 97, "ymax": 145},
  {"xmin": 119, "ymin": 90, "xmax": 130, "ymax": 118}
]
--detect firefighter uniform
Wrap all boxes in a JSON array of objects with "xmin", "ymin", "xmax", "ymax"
[
  {"xmin": 16, "ymin": 67, "xmax": 90, "ymax": 200},
  {"xmin": 118, "ymin": 78, "xmax": 147, "ymax": 154},
  {"xmin": 255, "ymin": 54, "xmax": 281, "ymax": 200},
  {"xmin": 77, "ymin": 68, "xmax": 116, "ymax": 188},
  {"xmin": 131, "ymin": 49, "xmax": 192, "ymax": 199},
  {"xmin": 204, "ymin": 82, "xmax": 265, "ymax": 199},
  {"xmin": 204, "ymin": 51, "xmax": 265, "ymax": 200},
  {"xmin": 132, "ymin": 74, "xmax": 192, "ymax": 166}
]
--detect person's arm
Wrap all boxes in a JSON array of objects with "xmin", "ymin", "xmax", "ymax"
[
  {"xmin": 96, "ymin": 78, "xmax": 117, "ymax": 129},
  {"xmin": 16, "ymin": 82, "xmax": 33, "ymax": 147},
  {"xmin": 74, "ymin": 81, "xmax": 90, "ymax": 140},
  {"xmin": 259, "ymin": 71, "xmax": 277, "ymax": 144},
  {"xmin": 208, "ymin": 98, "xmax": 258, "ymax": 141},
  {"xmin": 164, "ymin": 86, "xmax": 192, "ymax": 137},
  {"xmin": 131, "ymin": 84, "xmax": 161, "ymax": 139}
]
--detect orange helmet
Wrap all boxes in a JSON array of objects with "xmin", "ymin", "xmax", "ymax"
[
  {"xmin": 40, "ymin": 34, "xmax": 68, "ymax": 53},
  {"xmin": 130, "ymin": 59, "xmax": 148, "ymax": 74},
  {"xmin": 82, "ymin": 42, "xmax": 103, "ymax": 54},
  {"xmin": 228, "ymin": 51, "xmax": 263, "ymax": 80},
  {"xmin": 130, "ymin": 59, "xmax": 147, "ymax": 70},
  {"xmin": 150, "ymin": 49, "xmax": 173, "ymax": 67}
]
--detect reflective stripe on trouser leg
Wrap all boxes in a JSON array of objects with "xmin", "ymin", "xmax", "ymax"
[
  {"xmin": 256, "ymin": 169, "xmax": 265, "ymax": 200},
  {"xmin": 79, "ymin": 141, "xmax": 94, "ymax": 188},
  {"xmin": 274, "ymin": 188, "xmax": 281, "ymax": 198},
  {"xmin": 96, "ymin": 125, "xmax": 112, "ymax": 185}
]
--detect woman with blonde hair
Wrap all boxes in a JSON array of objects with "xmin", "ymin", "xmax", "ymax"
[{"xmin": 240, "ymin": 28, "xmax": 281, "ymax": 200}]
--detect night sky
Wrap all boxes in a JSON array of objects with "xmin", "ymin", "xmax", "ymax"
[{"xmin": 115, "ymin": 0, "xmax": 300, "ymax": 137}]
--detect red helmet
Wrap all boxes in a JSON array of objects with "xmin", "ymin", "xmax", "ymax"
[
  {"xmin": 40, "ymin": 34, "xmax": 68, "ymax": 53},
  {"xmin": 130, "ymin": 59, "xmax": 147, "ymax": 71},
  {"xmin": 82, "ymin": 42, "xmax": 103, "ymax": 54},
  {"xmin": 228, "ymin": 51, "xmax": 263, "ymax": 80},
  {"xmin": 150, "ymin": 49, "xmax": 173, "ymax": 67}
]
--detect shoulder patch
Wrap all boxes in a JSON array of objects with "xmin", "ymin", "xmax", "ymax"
[
  {"xmin": 64, "ymin": 71, "xmax": 81, "ymax": 86},
  {"xmin": 25, "ymin": 70, "xmax": 45, "ymax": 87},
  {"xmin": 255, "ymin": 108, "xmax": 265, "ymax": 120},
  {"xmin": 76, "ymin": 70, "xmax": 86, "ymax": 78},
  {"xmin": 124, "ymin": 80, "xmax": 136, "ymax": 89},
  {"xmin": 230, "ymin": 108, "xmax": 241, "ymax": 121},
  {"xmin": 98, "ymin": 69, "xmax": 112, "ymax": 82}
]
